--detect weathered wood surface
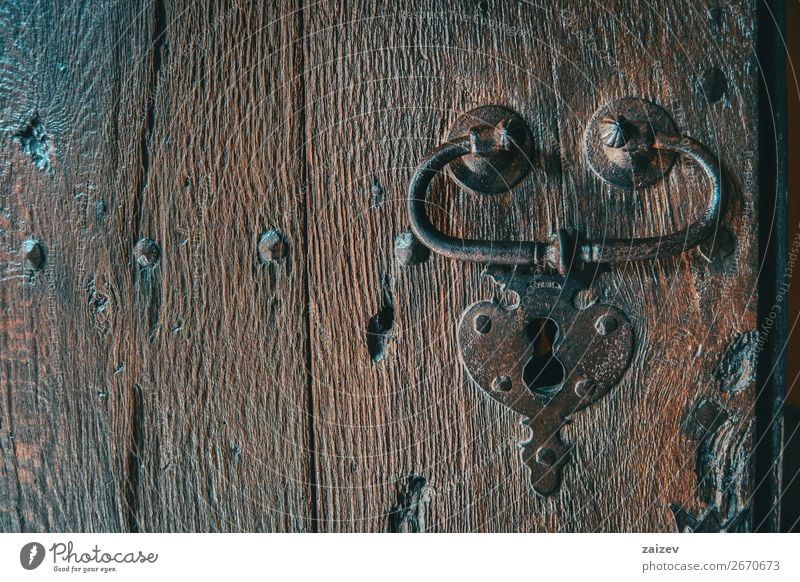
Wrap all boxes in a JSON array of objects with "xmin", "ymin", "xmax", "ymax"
[
  {"xmin": 129, "ymin": 0, "xmax": 314, "ymax": 532},
  {"xmin": 0, "ymin": 0, "xmax": 153, "ymax": 532},
  {"xmin": 1, "ymin": 0, "xmax": 764, "ymax": 532},
  {"xmin": 1, "ymin": 0, "xmax": 314, "ymax": 532},
  {"xmin": 304, "ymin": 0, "xmax": 759, "ymax": 532}
]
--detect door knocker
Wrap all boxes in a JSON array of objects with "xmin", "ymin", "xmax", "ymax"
[{"xmin": 407, "ymin": 99, "xmax": 724, "ymax": 496}]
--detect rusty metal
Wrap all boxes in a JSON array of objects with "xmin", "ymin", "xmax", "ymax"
[
  {"xmin": 407, "ymin": 106, "xmax": 724, "ymax": 275},
  {"xmin": 257, "ymin": 229, "xmax": 289, "ymax": 265},
  {"xmin": 584, "ymin": 97, "xmax": 680, "ymax": 189},
  {"xmin": 407, "ymin": 100, "xmax": 726, "ymax": 495},
  {"xmin": 445, "ymin": 105, "xmax": 535, "ymax": 195},
  {"xmin": 457, "ymin": 269, "xmax": 634, "ymax": 495},
  {"xmin": 21, "ymin": 239, "xmax": 46, "ymax": 271}
]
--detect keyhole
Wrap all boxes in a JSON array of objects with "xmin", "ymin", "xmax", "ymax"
[{"xmin": 522, "ymin": 318, "xmax": 565, "ymax": 396}]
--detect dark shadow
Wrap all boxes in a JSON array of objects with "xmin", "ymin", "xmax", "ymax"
[{"xmin": 522, "ymin": 318, "xmax": 565, "ymax": 396}]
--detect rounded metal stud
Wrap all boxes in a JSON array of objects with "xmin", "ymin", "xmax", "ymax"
[
  {"xmin": 134, "ymin": 238, "xmax": 161, "ymax": 268},
  {"xmin": 21, "ymin": 239, "xmax": 46, "ymax": 271},
  {"xmin": 584, "ymin": 97, "xmax": 679, "ymax": 189},
  {"xmin": 474, "ymin": 314, "xmax": 492, "ymax": 334},
  {"xmin": 595, "ymin": 314, "xmax": 618, "ymax": 336},
  {"xmin": 446, "ymin": 105, "xmax": 535, "ymax": 195},
  {"xmin": 536, "ymin": 447, "xmax": 556, "ymax": 466},
  {"xmin": 491, "ymin": 375, "xmax": 512, "ymax": 392},
  {"xmin": 258, "ymin": 229, "xmax": 288, "ymax": 265},
  {"xmin": 575, "ymin": 378, "xmax": 597, "ymax": 397}
]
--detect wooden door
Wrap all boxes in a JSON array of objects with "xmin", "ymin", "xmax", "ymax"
[{"xmin": 0, "ymin": 0, "xmax": 784, "ymax": 532}]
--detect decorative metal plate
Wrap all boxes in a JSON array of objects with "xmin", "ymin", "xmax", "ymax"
[{"xmin": 457, "ymin": 269, "xmax": 634, "ymax": 496}]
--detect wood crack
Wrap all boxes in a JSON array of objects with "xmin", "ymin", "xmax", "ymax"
[
  {"xmin": 131, "ymin": 0, "xmax": 167, "ymax": 256},
  {"xmin": 389, "ymin": 475, "xmax": 431, "ymax": 533},
  {"xmin": 3, "ymin": 367, "xmax": 26, "ymax": 532},
  {"xmin": 124, "ymin": 384, "xmax": 144, "ymax": 532},
  {"xmin": 125, "ymin": 0, "xmax": 167, "ymax": 533},
  {"xmin": 299, "ymin": 1, "xmax": 320, "ymax": 533}
]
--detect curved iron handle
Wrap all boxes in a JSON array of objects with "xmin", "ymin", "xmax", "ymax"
[{"xmin": 408, "ymin": 129, "xmax": 724, "ymax": 274}]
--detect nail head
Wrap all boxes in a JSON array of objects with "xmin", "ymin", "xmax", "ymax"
[
  {"xmin": 258, "ymin": 229, "xmax": 288, "ymax": 264},
  {"xmin": 22, "ymin": 239, "xmax": 46, "ymax": 271},
  {"xmin": 134, "ymin": 238, "xmax": 161, "ymax": 268}
]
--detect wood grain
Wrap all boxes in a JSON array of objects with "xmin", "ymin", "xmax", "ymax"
[
  {"xmin": 303, "ymin": 0, "xmax": 760, "ymax": 531},
  {"xmin": 0, "ymin": 0, "xmax": 767, "ymax": 532},
  {"xmin": 129, "ymin": 0, "xmax": 313, "ymax": 532},
  {"xmin": 0, "ymin": 0, "xmax": 153, "ymax": 531},
  {"xmin": 1, "ymin": 0, "xmax": 314, "ymax": 532}
]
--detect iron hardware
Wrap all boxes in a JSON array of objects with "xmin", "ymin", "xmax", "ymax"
[
  {"xmin": 408, "ymin": 102, "xmax": 723, "ymax": 275},
  {"xmin": 407, "ymin": 100, "xmax": 725, "ymax": 495},
  {"xmin": 443, "ymin": 105, "xmax": 535, "ymax": 196}
]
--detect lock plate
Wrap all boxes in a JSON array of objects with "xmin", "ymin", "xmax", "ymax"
[{"xmin": 457, "ymin": 269, "xmax": 634, "ymax": 496}]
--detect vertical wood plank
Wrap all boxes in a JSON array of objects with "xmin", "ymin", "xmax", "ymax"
[
  {"xmin": 0, "ymin": 0, "xmax": 152, "ymax": 531},
  {"xmin": 132, "ymin": 0, "xmax": 314, "ymax": 531},
  {"xmin": 304, "ymin": 0, "xmax": 566, "ymax": 532},
  {"xmin": 2, "ymin": 0, "xmax": 314, "ymax": 532},
  {"xmin": 545, "ymin": 0, "xmax": 759, "ymax": 532},
  {"xmin": 304, "ymin": 0, "xmax": 760, "ymax": 531}
]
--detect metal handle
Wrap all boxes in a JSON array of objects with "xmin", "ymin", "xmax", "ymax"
[{"xmin": 408, "ymin": 119, "xmax": 724, "ymax": 275}]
